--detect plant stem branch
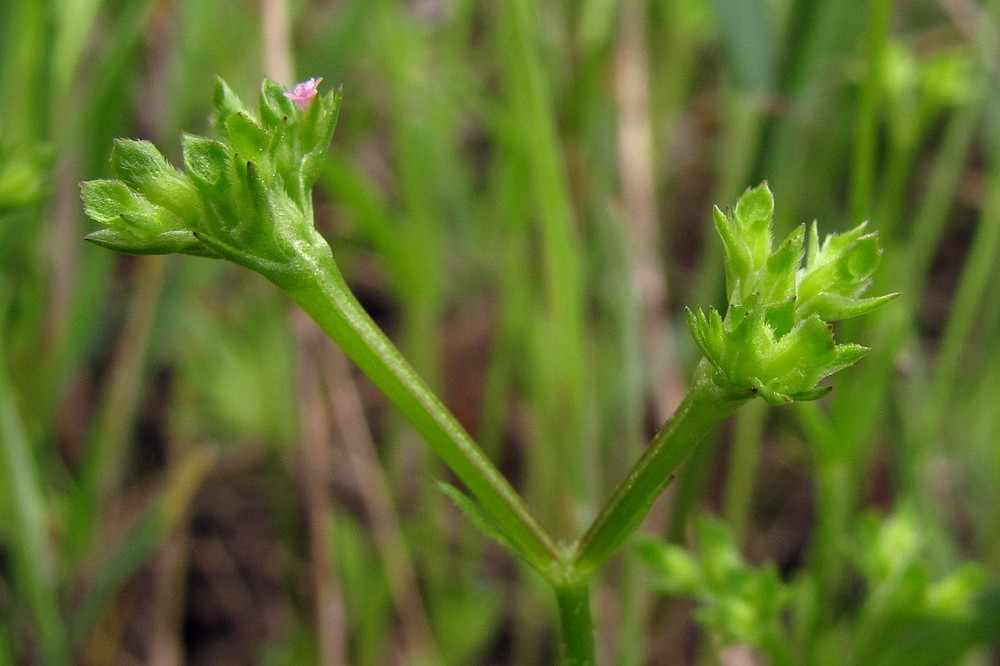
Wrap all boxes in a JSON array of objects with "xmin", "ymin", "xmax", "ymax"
[
  {"xmin": 281, "ymin": 248, "xmax": 561, "ymax": 575},
  {"xmin": 573, "ymin": 361, "xmax": 748, "ymax": 575}
]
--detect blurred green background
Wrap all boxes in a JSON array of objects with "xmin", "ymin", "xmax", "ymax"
[{"xmin": 2, "ymin": 0, "xmax": 1000, "ymax": 663}]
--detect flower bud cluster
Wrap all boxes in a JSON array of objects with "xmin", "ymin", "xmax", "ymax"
[
  {"xmin": 686, "ymin": 183, "xmax": 896, "ymax": 404},
  {"xmin": 82, "ymin": 77, "xmax": 341, "ymax": 279}
]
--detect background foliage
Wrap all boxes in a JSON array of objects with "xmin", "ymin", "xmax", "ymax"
[{"xmin": 1, "ymin": 0, "xmax": 1000, "ymax": 663}]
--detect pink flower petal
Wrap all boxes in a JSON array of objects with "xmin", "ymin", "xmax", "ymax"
[{"xmin": 283, "ymin": 77, "xmax": 323, "ymax": 109}]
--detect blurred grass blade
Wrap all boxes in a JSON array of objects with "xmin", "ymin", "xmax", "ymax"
[
  {"xmin": 68, "ymin": 446, "xmax": 217, "ymax": 650},
  {"xmin": 496, "ymin": 0, "xmax": 591, "ymax": 533},
  {"xmin": 920, "ymin": 108, "xmax": 1000, "ymax": 446},
  {"xmin": 0, "ymin": 0, "xmax": 48, "ymax": 135},
  {"xmin": 711, "ymin": 0, "xmax": 777, "ymax": 91},
  {"xmin": 65, "ymin": 255, "xmax": 169, "ymax": 564},
  {"xmin": 0, "ymin": 292, "xmax": 68, "ymax": 664},
  {"xmin": 0, "ymin": 624, "xmax": 15, "ymax": 666},
  {"xmin": 51, "ymin": 0, "xmax": 106, "ymax": 98}
]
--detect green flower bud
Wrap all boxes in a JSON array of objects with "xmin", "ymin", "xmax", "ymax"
[
  {"xmin": 688, "ymin": 183, "xmax": 896, "ymax": 404},
  {"xmin": 82, "ymin": 76, "xmax": 343, "ymax": 285},
  {"xmin": 713, "ymin": 183, "xmax": 802, "ymax": 306},
  {"xmin": 80, "ymin": 178, "xmax": 209, "ymax": 256},
  {"xmin": 796, "ymin": 221, "xmax": 896, "ymax": 321}
]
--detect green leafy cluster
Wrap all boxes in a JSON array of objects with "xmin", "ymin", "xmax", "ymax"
[
  {"xmin": 81, "ymin": 78, "xmax": 341, "ymax": 281},
  {"xmin": 638, "ymin": 518, "xmax": 791, "ymax": 655},
  {"xmin": 639, "ymin": 511, "xmax": 1000, "ymax": 665},
  {"xmin": 686, "ymin": 183, "xmax": 896, "ymax": 404},
  {"xmin": 853, "ymin": 508, "xmax": 987, "ymax": 623}
]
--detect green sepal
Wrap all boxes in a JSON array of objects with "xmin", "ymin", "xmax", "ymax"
[
  {"xmin": 181, "ymin": 134, "xmax": 232, "ymax": 195},
  {"xmin": 225, "ymin": 113, "xmax": 270, "ymax": 165},
  {"xmin": 260, "ymin": 77, "xmax": 298, "ymax": 127},
  {"xmin": 80, "ymin": 179, "xmax": 205, "ymax": 256},
  {"xmin": 300, "ymin": 84, "xmax": 342, "ymax": 154},
  {"xmin": 84, "ymin": 227, "xmax": 212, "ymax": 257},
  {"xmin": 733, "ymin": 181, "xmax": 774, "ymax": 266},
  {"xmin": 241, "ymin": 159, "xmax": 296, "ymax": 262},
  {"xmin": 763, "ymin": 297, "xmax": 796, "ymax": 339},
  {"xmin": 180, "ymin": 134, "xmax": 255, "ymax": 242},
  {"xmin": 800, "ymin": 291, "xmax": 899, "ymax": 322},
  {"xmin": 713, "ymin": 205, "xmax": 751, "ymax": 298},
  {"xmin": 109, "ymin": 139, "xmax": 170, "ymax": 187},
  {"xmin": 764, "ymin": 224, "xmax": 804, "ymax": 302},
  {"xmin": 212, "ymin": 77, "xmax": 249, "ymax": 130},
  {"xmin": 685, "ymin": 306, "xmax": 724, "ymax": 372},
  {"xmin": 81, "ymin": 179, "xmax": 140, "ymax": 223},
  {"xmin": 798, "ymin": 222, "xmax": 894, "ymax": 321},
  {"xmin": 299, "ymin": 85, "xmax": 343, "ymax": 190},
  {"xmin": 109, "ymin": 139, "xmax": 200, "ymax": 222}
]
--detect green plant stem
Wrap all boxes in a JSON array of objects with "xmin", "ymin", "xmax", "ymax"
[
  {"xmin": 555, "ymin": 582, "xmax": 596, "ymax": 666},
  {"xmin": 573, "ymin": 360, "xmax": 749, "ymax": 575},
  {"xmin": 279, "ymin": 246, "xmax": 561, "ymax": 575},
  {"xmin": 794, "ymin": 402, "xmax": 851, "ymax": 628}
]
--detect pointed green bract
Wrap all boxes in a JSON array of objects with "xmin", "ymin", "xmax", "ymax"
[
  {"xmin": 81, "ymin": 76, "xmax": 342, "ymax": 284},
  {"xmin": 259, "ymin": 77, "xmax": 299, "ymax": 127},
  {"xmin": 180, "ymin": 135, "xmax": 231, "ymax": 194},
  {"xmin": 110, "ymin": 140, "xmax": 200, "ymax": 223},
  {"xmin": 797, "ymin": 221, "xmax": 891, "ymax": 321},
  {"xmin": 211, "ymin": 78, "xmax": 250, "ymax": 129},
  {"xmin": 436, "ymin": 481, "xmax": 520, "ymax": 556},
  {"xmin": 688, "ymin": 183, "xmax": 895, "ymax": 404},
  {"xmin": 80, "ymin": 178, "xmax": 209, "ymax": 257}
]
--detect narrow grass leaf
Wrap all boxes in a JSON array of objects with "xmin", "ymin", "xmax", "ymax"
[{"xmin": 68, "ymin": 447, "xmax": 217, "ymax": 650}]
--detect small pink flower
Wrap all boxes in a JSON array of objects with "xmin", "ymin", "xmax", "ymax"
[{"xmin": 284, "ymin": 77, "xmax": 323, "ymax": 109}]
